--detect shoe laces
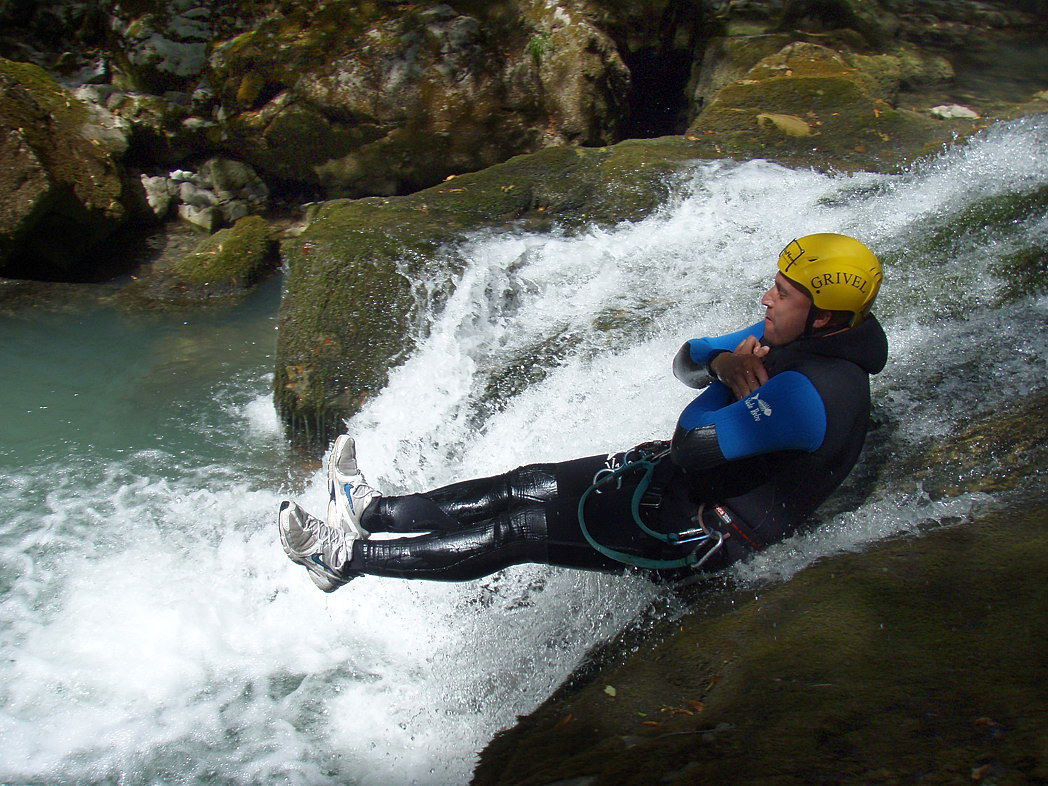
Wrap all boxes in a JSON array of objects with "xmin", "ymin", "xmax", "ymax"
[{"xmin": 303, "ymin": 513, "xmax": 351, "ymax": 565}]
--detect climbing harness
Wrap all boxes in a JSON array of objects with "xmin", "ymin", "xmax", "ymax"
[{"xmin": 577, "ymin": 448, "xmax": 726, "ymax": 571}]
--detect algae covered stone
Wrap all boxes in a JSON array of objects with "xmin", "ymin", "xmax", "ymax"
[
  {"xmin": 474, "ymin": 502, "xmax": 1047, "ymax": 784},
  {"xmin": 688, "ymin": 42, "xmax": 973, "ymax": 171},
  {"xmin": 173, "ymin": 215, "xmax": 275, "ymax": 287},
  {"xmin": 123, "ymin": 214, "xmax": 277, "ymax": 305},
  {"xmin": 207, "ymin": 0, "xmax": 632, "ymax": 198},
  {"xmin": 0, "ymin": 58, "xmax": 127, "ymax": 280},
  {"xmin": 274, "ymin": 136, "xmax": 707, "ymax": 446}
]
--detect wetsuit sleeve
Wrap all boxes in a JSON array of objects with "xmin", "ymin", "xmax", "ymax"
[
  {"xmin": 670, "ymin": 371, "xmax": 827, "ymax": 471},
  {"xmin": 673, "ymin": 321, "xmax": 764, "ymax": 388}
]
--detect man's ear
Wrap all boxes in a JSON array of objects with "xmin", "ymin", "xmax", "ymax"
[{"xmin": 811, "ymin": 309, "xmax": 834, "ymax": 330}]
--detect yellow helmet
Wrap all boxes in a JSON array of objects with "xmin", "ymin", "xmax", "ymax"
[{"xmin": 777, "ymin": 233, "xmax": 883, "ymax": 326}]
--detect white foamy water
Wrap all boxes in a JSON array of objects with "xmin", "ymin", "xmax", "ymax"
[{"xmin": 1, "ymin": 116, "xmax": 1045, "ymax": 784}]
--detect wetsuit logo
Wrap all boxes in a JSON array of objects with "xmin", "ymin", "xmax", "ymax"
[{"xmin": 745, "ymin": 393, "xmax": 772, "ymax": 421}]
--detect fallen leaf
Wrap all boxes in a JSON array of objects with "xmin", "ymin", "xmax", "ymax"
[
  {"xmin": 553, "ymin": 713, "xmax": 574, "ymax": 729},
  {"xmin": 971, "ymin": 764, "xmax": 992, "ymax": 781},
  {"xmin": 756, "ymin": 112, "xmax": 812, "ymax": 137},
  {"xmin": 604, "ymin": 685, "xmax": 617, "ymax": 697},
  {"xmin": 855, "ymin": 144, "xmax": 867, "ymax": 153},
  {"xmin": 643, "ymin": 721, "xmax": 661, "ymax": 727},
  {"xmin": 686, "ymin": 700, "xmax": 705, "ymax": 713}
]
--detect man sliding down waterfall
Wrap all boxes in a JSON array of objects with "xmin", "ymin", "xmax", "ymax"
[{"xmin": 278, "ymin": 233, "xmax": 888, "ymax": 591}]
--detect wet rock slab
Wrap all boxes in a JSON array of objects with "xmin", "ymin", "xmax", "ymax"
[{"xmin": 472, "ymin": 500, "xmax": 1047, "ymax": 785}]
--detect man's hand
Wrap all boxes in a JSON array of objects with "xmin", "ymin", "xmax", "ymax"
[{"xmin": 710, "ymin": 335, "xmax": 770, "ymax": 399}]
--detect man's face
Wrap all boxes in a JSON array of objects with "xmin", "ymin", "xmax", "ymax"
[{"xmin": 761, "ymin": 272, "xmax": 813, "ymax": 346}]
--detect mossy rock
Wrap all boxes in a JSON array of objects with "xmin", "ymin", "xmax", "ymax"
[
  {"xmin": 904, "ymin": 388, "xmax": 1048, "ymax": 500},
  {"xmin": 207, "ymin": 1, "xmax": 631, "ymax": 198},
  {"xmin": 0, "ymin": 57, "xmax": 127, "ymax": 279},
  {"xmin": 687, "ymin": 42, "xmax": 980, "ymax": 172},
  {"xmin": 780, "ymin": 0, "xmax": 900, "ymax": 48},
  {"xmin": 122, "ymin": 215, "xmax": 277, "ymax": 305},
  {"xmin": 274, "ymin": 136, "xmax": 710, "ymax": 447},
  {"xmin": 473, "ymin": 500, "xmax": 1047, "ymax": 784}
]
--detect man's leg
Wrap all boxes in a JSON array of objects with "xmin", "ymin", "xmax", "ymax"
[
  {"xmin": 360, "ymin": 463, "xmax": 561, "ymax": 533},
  {"xmin": 351, "ymin": 506, "xmax": 550, "ymax": 581}
]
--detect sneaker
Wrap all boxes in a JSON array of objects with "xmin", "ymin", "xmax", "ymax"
[
  {"xmin": 278, "ymin": 500, "xmax": 358, "ymax": 592},
  {"xmin": 327, "ymin": 435, "xmax": 380, "ymax": 538}
]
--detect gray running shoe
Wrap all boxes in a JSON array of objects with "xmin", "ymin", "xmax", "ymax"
[
  {"xmin": 278, "ymin": 500, "xmax": 358, "ymax": 592},
  {"xmin": 327, "ymin": 435, "xmax": 380, "ymax": 538}
]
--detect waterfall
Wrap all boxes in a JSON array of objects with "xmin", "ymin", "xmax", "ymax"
[{"xmin": 0, "ymin": 116, "xmax": 1044, "ymax": 784}]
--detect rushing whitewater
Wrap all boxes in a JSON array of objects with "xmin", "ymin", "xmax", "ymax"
[{"xmin": 0, "ymin": 117, "xmax": 1045, "ymax": 784}]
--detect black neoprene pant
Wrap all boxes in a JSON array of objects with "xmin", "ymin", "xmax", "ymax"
[{"xmin": 351, "ymin": 456, "xmax": 741, "ymax": 582}]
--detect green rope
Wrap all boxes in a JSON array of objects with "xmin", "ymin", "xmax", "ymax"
[{"xmin": 576, "ymin": 453, "xmax": 706, "ymax": 570}]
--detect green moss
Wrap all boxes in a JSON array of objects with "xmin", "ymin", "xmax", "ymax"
[
  {"xmin": 883, "ymin": 184, "xmax": 1048, "ymax": 292},
  {"xmin": 993, "ymin": 246, "xmax": 1048, "ymax": 304},
  {"xmin": 527, "ymin": 30, "xmax": 554, "ymax": 65},
  {"xmin": 173, "ymin": 215, "xmax": 276, "ymax": 286},
  {"xmin": 209, "ymin": 0, "xmax": 395, "ymax": 107},
  {"xmin": 120, "ymin": 216, "xmax": 277, "ymax": 308},
  {"xmin": 0, "ymin": 59, "xmax": 88, "ymax": 126}
]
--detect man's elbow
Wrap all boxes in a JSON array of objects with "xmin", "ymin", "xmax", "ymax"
[
  {"xmin": 673, "ymin": 343, "xmax": 711, "ymax": 389},
  {"xmin": 670, "ymin": 424, "xmax": 725, "ymax": 471}
]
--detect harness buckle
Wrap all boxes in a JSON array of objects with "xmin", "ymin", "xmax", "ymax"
[{"xmin": 639, "ymin": 490, "xmax": 663, "ymax": 509}]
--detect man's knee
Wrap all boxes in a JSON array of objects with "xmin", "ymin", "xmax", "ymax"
[{"xmin": 506, "ymin": 465, "xmax": 558, "ymax": 504}]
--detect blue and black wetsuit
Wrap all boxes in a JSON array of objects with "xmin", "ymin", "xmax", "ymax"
[{"xmin": 351, "ymin": 317, "xmax": 888, "ymax": 581}]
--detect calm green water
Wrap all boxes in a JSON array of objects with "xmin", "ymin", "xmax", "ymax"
[{"xmin": 0, "ymin": 278, "xmax": 293, "ymax": 481}]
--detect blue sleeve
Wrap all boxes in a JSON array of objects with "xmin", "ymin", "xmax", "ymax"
[
  {"xmin": 674, "ymin": 371, "xmax": 826, "ymax": 466},
  {"xmin": 686, "ymin": 321, "xmax": 764, "ymax": 366},
  {"xmin": 673, "ymin": 322, "xmax": 764, "ymax": 389}
]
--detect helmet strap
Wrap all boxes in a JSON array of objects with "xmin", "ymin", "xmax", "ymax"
[
  {"xmin": 802, "ymin": 307, "xmax": 852, "ymax": 339},
  {"xmin": 801, "ymin": 305, "xmax": 819, "ymax": 337}
]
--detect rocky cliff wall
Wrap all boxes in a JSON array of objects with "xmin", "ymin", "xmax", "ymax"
[{"xmin": 1, "ymin": 0, "xmax": 1043, "ymax": 286}]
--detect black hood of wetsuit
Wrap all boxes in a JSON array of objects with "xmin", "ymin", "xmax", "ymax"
[
  {"xmin": 683, "ymin": 314, "xmax": 888, "ymax": 545},
  {"xmin": 766, "ymin": 314, "xmax": 888, "ymax": 377}
]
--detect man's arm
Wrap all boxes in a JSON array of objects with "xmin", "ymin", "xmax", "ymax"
[
  {"xmin": 670, "ymin": 371, "xmax": 827, "ymax": 472},
  {"xmin": 673, "ymin": 321, "xmax": 764, "ymax": 388}
]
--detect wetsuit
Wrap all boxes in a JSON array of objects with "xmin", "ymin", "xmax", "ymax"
[{"xmin": 350, "ymin": 316, "xmax": 888, "ymax": 581}]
